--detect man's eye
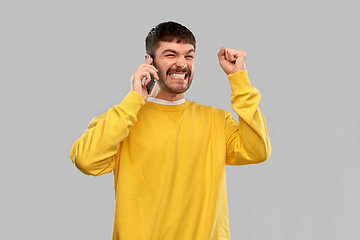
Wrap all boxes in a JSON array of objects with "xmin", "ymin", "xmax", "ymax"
[
  {"xmin": 166, "ymin": 54, "xmax": 175, "ymax": 57},
  {"xmin": 186, "ymin": 56, "xmax": 194, "ymax": 59}
]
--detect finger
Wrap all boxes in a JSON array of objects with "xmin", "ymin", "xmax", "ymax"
[
  {"xmin": 132, "ymin": 71, "xmax": 148, "ymax": 84},
  {"xmin": 145, "ymin": 63, "xmax": 159, "ymax": 79},
  {"xmin": 235, "ymin": 50, "xmax": 246, "ymax": 58},
  {"xmin": 136, "ymin": 66, "xmax": 158, "ymax": 80},
  {"xmin": 144, "ymin": 64, "xmax": 159, "ymax": 75},
  {"xmin": 143, "ymin": 73, "xmax": 152, "ymax": 86},
  {"xmin": 136, "ymin": 62, "xmax": 158, "ymax": 74},
  {"xmin": 145, "ymin": 68, "xmax": 159, "ymax": 80},
  {"xmin": 225, "ymin": 48, "xmax": 236, "ymax": 62},
  {"xmin": 235, "ymin": 51, "xmax": 246, "ymax": 64},
  {"xmin": 218, "ymin": 47, "xmax": 225, "ymax": 59},
  {"xmin": 149, "ymin": 65, "xmax": 159, "ymax": 79},
  {"xmin": 146, "ymin": 57, "xmax": 153, "ymax": 65},
  {"xmin": 152, "ymin": 69, "xmax": 159, "ymax": 80}
]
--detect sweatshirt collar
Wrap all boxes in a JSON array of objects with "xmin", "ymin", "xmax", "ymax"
[
  {"xmin": 144, "ymin": 98, "xmax": 191, "ymax": 111},
  {"xmin": 147, "ymin": 97, "xmax": 186, "ymax": 105}
]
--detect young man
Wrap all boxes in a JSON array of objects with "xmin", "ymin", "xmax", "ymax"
[{"xmin": 70, "ymin": 21, "xmax": 271, "ymax": 240}]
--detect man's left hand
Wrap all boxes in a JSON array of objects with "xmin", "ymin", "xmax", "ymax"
[{"xmin": 218, "ymin": 47, "xmax": 246, "ymax": 75}]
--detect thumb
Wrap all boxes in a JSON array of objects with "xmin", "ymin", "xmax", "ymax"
[{"xmin": 217, "ymin": 47, "xmax": 225, "ymax": 60}]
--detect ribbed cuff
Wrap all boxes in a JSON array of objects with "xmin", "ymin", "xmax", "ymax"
[
  {"xmin": 115, "ymin": 91, "xmax": 145, "ymax": 116},
  {"xmin": 227, "ymin": 70, "xmax": 252, "ymax": 91}
]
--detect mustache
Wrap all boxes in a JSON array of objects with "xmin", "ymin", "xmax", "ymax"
[{"xmin": 166, "ymin": 67, "xmax": 191, "ymax": 76}]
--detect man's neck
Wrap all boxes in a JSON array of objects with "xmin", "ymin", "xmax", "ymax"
[{"xmin": 149, "ymin": 85, "xmax": 184, "ymax": 102}]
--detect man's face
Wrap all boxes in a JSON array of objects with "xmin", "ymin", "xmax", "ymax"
[{"xmin": 152, "ymin": 41, "xmax": 195, "ymax": 94}]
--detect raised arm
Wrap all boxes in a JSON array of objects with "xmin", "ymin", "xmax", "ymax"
[{"xmin": 218, "ymin": 47, "xmax": 271, "ymax": 165}]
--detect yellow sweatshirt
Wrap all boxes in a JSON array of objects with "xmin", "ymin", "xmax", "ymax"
[{"xmin": 70, "ymin": 70, "xmax": 271, "ymax": 240}]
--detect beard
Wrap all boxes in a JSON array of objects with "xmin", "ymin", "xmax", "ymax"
[{"xmin": 153, "ymin": 62, "xmax": 194, "ymax": 94}]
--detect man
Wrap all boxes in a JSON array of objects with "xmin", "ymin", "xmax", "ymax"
[{"xmin": 70, "ymin": 21, "xmax": 271, "ymax": 240}]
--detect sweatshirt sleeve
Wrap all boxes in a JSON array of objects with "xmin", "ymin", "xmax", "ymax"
[
  {"xmin": 70, "ymin": 91, "xmax": 145, "ymax": 176},
  {"xmin": 225, "ymin": 70, "xmax": 271, "ymax": 165}
]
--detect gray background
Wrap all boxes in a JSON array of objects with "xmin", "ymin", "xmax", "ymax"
[{"xmin": 1, "ymin": 0, "xmax": 359, "ymax": 239}]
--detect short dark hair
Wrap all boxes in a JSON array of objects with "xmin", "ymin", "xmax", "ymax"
[{"xmin": 145, "ymin": 21, "xmax": 196, "ymax": 58}]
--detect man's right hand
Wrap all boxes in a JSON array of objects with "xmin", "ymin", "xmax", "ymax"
[{"xmin": 130, "ymin": 58, "xmax": 159, "ymax": 101}]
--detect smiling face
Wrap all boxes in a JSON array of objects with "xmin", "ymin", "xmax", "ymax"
[{"xmin": 152, "ymin": 41, "xmax": 195, "ymax": 95}]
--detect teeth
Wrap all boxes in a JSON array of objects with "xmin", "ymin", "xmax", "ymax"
[{"xmin": 169, "ymin": 73, "xmax": 186, "ymax": 78}]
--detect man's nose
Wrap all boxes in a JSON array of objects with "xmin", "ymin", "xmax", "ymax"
[{"xmin": 175, "ymin": 56, "xmax": 187, "ymax": 69}]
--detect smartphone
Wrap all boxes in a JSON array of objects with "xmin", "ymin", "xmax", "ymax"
[{"xmin": 147, "ymin": 56, "xmax": 156, "ymax": 94}]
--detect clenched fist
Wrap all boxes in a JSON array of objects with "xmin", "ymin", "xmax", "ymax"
[{"xmin": 218, "ymin": 47, "xmax": 246, "ymax": 75}]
